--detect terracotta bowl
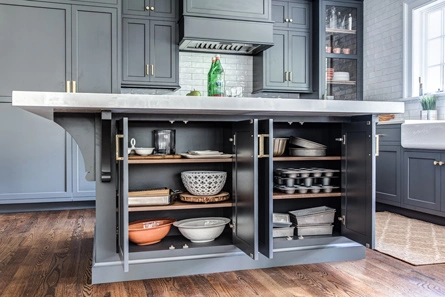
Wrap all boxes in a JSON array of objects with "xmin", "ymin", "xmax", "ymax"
[{"xmin": 128, "ymin": 218, "xmax": 176, "ymax": 245}]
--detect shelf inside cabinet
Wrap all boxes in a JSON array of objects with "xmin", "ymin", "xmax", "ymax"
[
  {"xmin": 128, "ymin": 157, "xmax": 233, "ymax": 164},
  {"xmin": 273, "ymin": 192, "xmax": 341, "ymax": 200},
  {"xmin": 273, "ymin": 156, "xmax": 341, "ymax": 161},
  {"xmin": 326, "ymin": 28, "xmax": 356, "ymax": 34},
  {"xmin": 128, "ymin": 200, "xmax": 233, "ymax": 212},
  {"xmin": 327, "ymin": 80, "xmax": 356, "ymax": 85}
]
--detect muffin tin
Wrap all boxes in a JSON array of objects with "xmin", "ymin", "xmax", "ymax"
[{"xmin": 274, "ymin": 167, "xmax": 340, "ymax": 194}]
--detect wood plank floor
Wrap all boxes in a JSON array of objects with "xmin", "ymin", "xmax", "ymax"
[{"xmin": 1, "ymin": 209, "xmax": 444, "ymax": 297}]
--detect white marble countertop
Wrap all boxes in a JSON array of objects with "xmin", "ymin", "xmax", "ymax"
[{"xmin": 12, "ymin": 91, "xmax": 405, "ymax": 120}]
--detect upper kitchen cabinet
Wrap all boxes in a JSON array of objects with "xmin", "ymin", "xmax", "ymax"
[
  {"xmin": 181, "ymin": 0, "xmax": 271, "ymax": 21},
  {"xmin": 0, "ymin": 0, "xmax": 118, "ymax": 100},
  {"xmin": 316, "ymin": 0, "xmax": 363, "ymax": 100},
  {"xmin": 123, "ymin": 0, "xmax": 177, "ymax": 19},
  {"xmin": 253, "ymin": 0, "xmax": 311, "ymax": 93},
  {"xmin": 122, "ymin": 18, "xmax": 179, "ymax": 89}
]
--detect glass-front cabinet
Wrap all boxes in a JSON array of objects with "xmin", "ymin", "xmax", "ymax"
[{"xmin": 320, "ymin": 1, "xmax": 362, "ymax": 100}]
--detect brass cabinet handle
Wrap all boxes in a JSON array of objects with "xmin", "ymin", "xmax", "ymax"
[
  {"xmin": 72, "ymin": 81, "xmax": 77, "ymax": 93},
  {"xmin": 289, "ymin": 19, "xmax": 293, "ymax": 22},
  {"xmin": 289, "ymin": 72, "xmax": 292, "ymax": 81},
  {"xmin": 285, "ymin": 72, "xmax": 289, "ymax": 81},
  {"xmin": 375, "ymin": 134, "xmax": 384, "ymax": 156},
  {"xmin": 66, "ymin": 81, "xmax": 71, "ymax": 93},
  {"xmin": 145, "ymin": 5, "xmax": 150, "ymax": 11},
  {"xmin": 434, "ymin": 161, "xmax": 439, "ymax": 165},
  {"xmin": 439, "ymin": 161, "xmax": 445, "ymax": 166},
  {"xmin": 145, "ymin": 64, "xmax": 149, "ymax": 76},
  {"xmin": 285, "ymin": 18, "xmax": 289, "ymax": 22},
  {"xmin": 151, "ymin": 6, "xmax": 154, "ymax": 11},
  {"xmin": 258, "ymin": 134, "xmax": 269, "ymax": 158},
  {"xmin": 116, "ymin": 134, "xmax": 124, "ymax": 162},
  {"xmin": 151, "ymin": 64, "xmax": 154, "ymax": 76}
]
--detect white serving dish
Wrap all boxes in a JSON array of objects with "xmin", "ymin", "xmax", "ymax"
[
  {"xmin": 135, "ymin": 147, "xmax": 154, "ymax": 156},
  {"xmin": 173, "ymin": 217, "xmax": 230, "ymax": 243},
  {"xmin": 181, "ymin": 171, "xmax": 227, "ymax": 195}
]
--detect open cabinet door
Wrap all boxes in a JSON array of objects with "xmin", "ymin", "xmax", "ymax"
[
  {"xmin": 116, "ymin": 117, "xmax": 129, "ymax": 272},
  {"xmin": 232, "ymin": 120, "xmax": 259, "ymax": 260},
  {"xmin": 341, "ymin": 119, "xmax": 375, "ymax": 248},
  {"xmin": 258, "ymin": 119, "xmax": 273, "ymax": 259}
]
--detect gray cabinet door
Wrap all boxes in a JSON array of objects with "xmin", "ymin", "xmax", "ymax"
[
  {"xmin": 341, "ymin": 120, "xmax": 374, "ymax": 248},
  {"xmin": 123, "ymin": 0, "xmax": 176, "ymax": 18},
  {"xmin": 0, "ymin": 1, "xmax": 70, "ymax": 101},
  {"xmin": 185, "ymin": 0, "xmax": 270, "ymax": 21},
  {"xmin": 288, "ymin": 31, "xmax": 310, "ymax": 91},
  {"xmin": 149, "ymin": 20, "xmax": 177, "ymax": 84},
  {"xmin": 27, "ymin": 0, "xmax": 118, "ymax": 5},
  {"xmin": 288, "ymin": 1, "xmax": 310, "ymax": 30},
  {"xmin": 271, "ymin": 1, "xmax": 287, "ymax": 28},
  {"xmin": 72, "ymin": 6, "xmax": 118, "ymax": 93},
  {"xmin": 376, "ymin": 145, "xmax": 401, "ymax": 206},
  {"xmin": 403, "ymin": 151, "xmax": 441, "ymax": 212},
  {"xmin": 232, "ymin": 120, "xmax": 259, "ymax": 260},
  {"xmin": 264, "ymin": 30, "xmax": 288, "ymax": 88},
  {"xmin": 122, "ymin": 18, "xmax": 150, "ymax": 83}
]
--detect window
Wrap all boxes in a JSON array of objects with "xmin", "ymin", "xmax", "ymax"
[{"xmin": 404, "ymin": 0, "xmax": 445, "ymax": 97}]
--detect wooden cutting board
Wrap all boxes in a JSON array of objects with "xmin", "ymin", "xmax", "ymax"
[{"xmin": 128, "ymin": 154, "xmax": 182, "ymax": 160}]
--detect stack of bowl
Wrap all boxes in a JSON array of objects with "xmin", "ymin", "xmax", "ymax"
[
  {"xmin": 128, "ymin": 218, "xmax": 176, "ymax": 245},
  {"xmin": 326, "ymin": 68, "xmax": 334, "ymax": 81}
]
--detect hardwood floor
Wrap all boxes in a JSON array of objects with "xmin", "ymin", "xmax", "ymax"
[{"xmin": 1, "ymin": 209, "xmax": 444, "ymax": 297}]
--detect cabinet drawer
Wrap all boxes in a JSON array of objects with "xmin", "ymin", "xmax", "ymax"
[{"xmin": 377, "ymin": 124, "xmax": 401, "ymax": 144}]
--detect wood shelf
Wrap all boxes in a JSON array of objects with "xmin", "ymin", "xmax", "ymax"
[
  {"xmin": 128, "ymin": 200, "xmax": 233, "ymax": 212},
  {"xmin": 327, "ymin": 80, "xmax": 356, "ymax": 85},
  {"xmin": 129, "ymin": 158, "xmax": 233, "ymax": 164},
  {"xmin": 273, "ymin": 192, "xmax": 341, "ymax": 200},
  {"xmin": 273, "ymin": 156, "xmax": 341, "ymax": 161},
  {"xmin": 326, "ymin": 28, "xmax": 356, "ymax": 34}
]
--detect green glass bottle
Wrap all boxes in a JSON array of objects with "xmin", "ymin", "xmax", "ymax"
[
  {"xmin": 211, "ymin": 55, "xmax": 225, "ymax": 97},
  {"xmin": 207, "ymin": 56, "xmax": 216, "ymax": 96}
]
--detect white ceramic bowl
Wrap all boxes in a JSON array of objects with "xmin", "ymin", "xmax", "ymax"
[
  {"xmin": 135, "ymin": 147, "xmax": 154, "ymax": 156},
  {"xmin": 181, "ymin": 171, "xmax": 227, "ymax": 195},
  {"xmin": 173, "ymin": 217, "xmax": 230, "ymax": 242}
]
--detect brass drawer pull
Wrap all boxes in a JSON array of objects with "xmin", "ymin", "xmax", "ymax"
[
  {"xmin": 116, "ymin": 134, "xmax": 124, "ymax": 162},
  {"xmin": 258, "ymin": 134, "xmax": 269, "ymax": 158}
]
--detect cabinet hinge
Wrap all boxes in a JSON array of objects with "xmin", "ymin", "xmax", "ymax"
[{"xmin": 338, "ymin": 215, "xmax": 346, "ymax": 225}]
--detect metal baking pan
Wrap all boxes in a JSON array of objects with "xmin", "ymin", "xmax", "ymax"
[
  {"xmin": 289, "ymin": 148, "xmax": 326, "ymax": 157},
  {"xmin": 296, "ymin": 224, "xmax": 333, "ymax": 236},
  {"xmin": 128, "ymin": 190, "xmax": 181, "ymax": 206},
  {"xmin": 273, "ymin": 226, "xmax": 295, "ymax": 238},
  {"xmin": 289, "ymin": 206, "xmax": 336, "ymax": 225},
  {"xmin": 289, "ymin": 136, "xmax": 327, "ymax": 149}
]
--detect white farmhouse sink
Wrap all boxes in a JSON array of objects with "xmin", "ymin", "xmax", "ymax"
[{"xmin": 401, "ymin": 120, "xmax": 445, "ymax": 149}]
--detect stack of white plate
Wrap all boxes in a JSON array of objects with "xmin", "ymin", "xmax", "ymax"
[{"xmin": 332, "ymin": 72, "xmax": 350, "ymax": 81}]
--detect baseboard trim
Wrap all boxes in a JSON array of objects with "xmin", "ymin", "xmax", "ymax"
[{"xmin": 0, "ymin": 201, "xmax": 95, "ymax": 213}]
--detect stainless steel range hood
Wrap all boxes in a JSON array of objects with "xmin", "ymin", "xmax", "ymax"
[{"xmin": 179, "ymin": 16, "xmax": 274, "ymax": 55}]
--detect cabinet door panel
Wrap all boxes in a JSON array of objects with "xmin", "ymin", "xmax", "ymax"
[
  {"xmin": 265, "ymin": 31, "xmax": 287, "ymax": 88},
  {"xmin": 271, "ymin": 1, "xmax": 287, "ymax": 28},
  {"xmin": 123, "ymin": 0, "xmax": 147, "ymax": 15},
  {"xmin": 232, "ymin": 120, "xmax": 258, "ymax": 260},
  {"xmin": 72, "ymin": 6, "xmax": 117, "ymax": 93},
  {"xmin": 341, "ymin": 121, "xmax": 374, "ymax": 248},
  {"xmin": 150, "ymin": 20, "xmax": 177, "ymax": 83},
  {"xmin": 376, "ymin": 145, "xmax": 401, "ymax": 206},
  {"xmin": 403, "ymin": 151, "xmax": 441, "ymax": 211},
  {"xmin": 117, "ymin": 118, "xmax": 129, "ymax": 272},
  {"xmin": 288, "ymin": 31, "xmax": 310, "ymax": 91},
  {"xmin": 151, "ymin": 0, "xmax": 176, "ymax": 19},
  {"xmin": 0, "ymin": 1, "xmax": 69, "ymax": 100},
  {"xmin": 288, "ymin": 2, "xmax": 310, "ymax": 30},
  {"xmin": 122, "ymin": 18, "xmax": 150, "ymax": 82}
]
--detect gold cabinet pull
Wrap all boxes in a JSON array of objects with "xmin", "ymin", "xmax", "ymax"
[
  {"xmin": 66, "ymin": 81, "xmax": 71, "ymax": 93},
  {"xmin": 434, "ymin": 161, "xmax": 439, "ymax": 165},
  {"xmin": 285, "ymin": 18, "xmax": 289, "ymax": 22},
  {"xmin": 258, "ymin": 134, "xmax": 269, "ymax": 158},
  {"xmin": 116, "ymin": 134, "xmax": 124, "ymax": 162},
  {"xmin": 151, "ymin": 64, "xmax": 154, "ymax": 76},
  {"xmin": 72, "ymin": 81, "xmax": 77, "ymax": 93},
  {"xmin": 290, "ymin": 19, "xmax": 293, "ymax": 22},
  {"xmin": 285, "ymin": 72, "xmax": 289, "ymax": 81},
  {"xmin": 440, "ymin": 161, "xmax": 445, "ymax": 166},
  {"xmin": 289, "ymin": 72, "xmax": 292, "ymax": 81},
  {"xmin": 375, "ymin": 134, "xmax": 384, "ymax": 156},
  {"xmin": 145, "ymin": 64, "xmax": 149, "ymax": 76},
  {"xmin": 151, "ymin": 6, "xmax": 154, "ymax": 11},
  {"xmin": 145, "ymin": 5, "xmax": 150, "ymax": 10}
]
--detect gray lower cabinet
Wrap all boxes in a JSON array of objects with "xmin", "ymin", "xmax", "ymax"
[
  {"xmin": 77, "ymin": 114, "xmax": 372, "ymax": 283},
  {"xmin": 253, "ymin": 0, "xmax": 311, "ymax": 93},
  {"xmin": 402, "ymin": 151, "xmax": 443, "ymax": 215},
  {"xmin": 376, "ymin": 145, "xmax": 401, "ymax": 206},
  {"xmin": 123, "ymin": 0, "xmax": 177, "ymax": 19},
  {"xmin": 182, "ymin": 0, "xmax": 271, "ymax": 21},
  {"xmin": 122, "ymin": 18, "xmax": 179, "ymax": 89},
  {"xmin": 27, "ymin": 0, "xmax": 118, "ymax": 6}
]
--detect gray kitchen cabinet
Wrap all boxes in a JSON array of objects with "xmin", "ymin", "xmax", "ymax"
[
  {"xmin": 123, "ymin": 0, "xmax": 177, "ymax": 19},
  {"xmin": 253, "ymin": 0, "xmax": 311, "ymax": 93},
  {"xmin": 122, "ymin": 18, "xmax": 179, "ymax": 89},
  {"xmin": 376, "ymin": 124, "xmax": 402, "ymax": 206},
  {"xmin": 182, "ymin": 0, "xmax": 271, "ymax": 21},
  {"xmin": 402, "ymin": 151, "xmax": 443, "ymax": 214},
  {"xmin": 27, "ymin": 0, "xmax": 118, "ymax": 6}
]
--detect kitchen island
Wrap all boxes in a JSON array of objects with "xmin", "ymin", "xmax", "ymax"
[{"xmin": 13, "ymin": 91, "xmax": 404, "ymax": 284}]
